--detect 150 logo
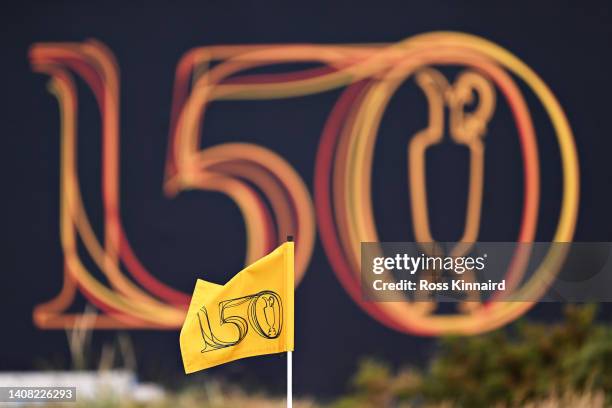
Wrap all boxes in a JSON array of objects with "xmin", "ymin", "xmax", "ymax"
[
  {"xmin": 198, "ymin": 291, "xmax": 283, "ymax": 353},
  {"xmin": 30, "ymin": 32, "xmax": 579, "ymax": 335}
]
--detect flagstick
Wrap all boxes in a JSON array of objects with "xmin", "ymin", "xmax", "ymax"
[
  {"xmin": 287, "ymin": 350, "xmax": 293, "ymax": 408},
  {"xmin": 286, "ymin": 235, "xmax": 294, "ymax": 408}
]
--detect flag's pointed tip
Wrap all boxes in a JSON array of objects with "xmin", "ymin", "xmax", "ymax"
[{"xmin": 196, "ymin": 278, "xmax": 223, "ymax": 288}]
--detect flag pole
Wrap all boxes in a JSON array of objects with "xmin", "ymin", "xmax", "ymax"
[
  {"xmin": 287, "ymin": 349, "xmax": 293, "ymax": 408},
  {"xmin": 286, "ymin": 235, "xmax": 294, "ymax": 408}
]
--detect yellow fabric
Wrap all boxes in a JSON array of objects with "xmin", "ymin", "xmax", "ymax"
[{"xmin": 180, "ymin": 242, "xmax": 294, "ymax": 373}]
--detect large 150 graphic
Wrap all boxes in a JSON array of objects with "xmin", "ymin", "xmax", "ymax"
[{"xmin": 30, "ymin": 32, "xmax": 579, "ymax": 336}]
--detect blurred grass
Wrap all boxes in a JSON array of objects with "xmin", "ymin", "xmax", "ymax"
[
  {"xmin": 330, "ymin": 304, "xmax": 612, "ymax": 407},
  {"xmin": 17, "ymin": 389, "xmax": 607, "ymax": 408},
  {"xmin": 19, "ymin": 304, "xmax": 612, "ymax": 407},
  {"xmin": 19, "ymin": 383, "xmax": 318, "ymax": 408}
]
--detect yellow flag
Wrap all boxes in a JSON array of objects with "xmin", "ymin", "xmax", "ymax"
[{"xmin": 180, "ymin": 241, "xmax": 294, "ymax": 373}]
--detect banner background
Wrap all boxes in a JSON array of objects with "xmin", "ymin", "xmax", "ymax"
[{"xmin": 1, "ymin": 0, "xmax": 611, "ymax": 396}]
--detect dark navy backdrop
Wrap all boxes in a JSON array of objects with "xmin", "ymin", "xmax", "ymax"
[{"xmin": 1, "ymin": 0, "xmax": 612, "ymax": 397}]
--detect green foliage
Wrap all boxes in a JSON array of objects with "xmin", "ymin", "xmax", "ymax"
[{"xmin": 331, "ymin": 304, "xmax": 612, "ymax": 408}]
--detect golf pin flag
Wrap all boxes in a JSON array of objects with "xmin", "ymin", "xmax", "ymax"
[{"xmin": 180, "ymin": 240, "xmax": 294, "ymax": 373}]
